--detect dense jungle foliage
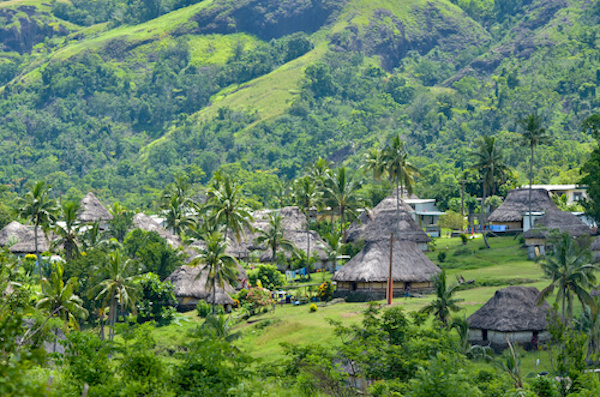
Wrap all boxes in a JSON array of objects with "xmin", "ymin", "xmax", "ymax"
[{"xmin": 0, "ymin": 0, "xmax": 598, "ymax": 210}]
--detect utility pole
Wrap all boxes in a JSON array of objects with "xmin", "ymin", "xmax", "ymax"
[{"xmin": 387, "ymin": 233, "xmax": 394, "ymax": 305}]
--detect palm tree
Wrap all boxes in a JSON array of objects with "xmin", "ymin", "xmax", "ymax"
[
  {"xmin": 17, "ymin": 181, "xmax": 58, "ymax": 272},
  {"xmin": 161, "ymin": 176, "xmax": 195, "ymax": 236},
  {"xmin": 323, "ymin": 230, "xmax": 343, "ymax": 279},
  {"xmin": 325, "ymin": 167, "xmax": 362, "ymax": 241},
  {"xmin": 92, "ymin": 249, "xmax": 139, "ymax": 340},
  {"xmin": 536, "ymin": 232, "xmax": 598, "ymax": 321},
  {"xmin": 201, "ymin": 314, "xmax": 242, "ymax": 342},
  {"xmin": 364, "ymin": 146, "xmax": 386, "ymax": 181},
  {"xmin": 81, "ymin": 221, "xmax": 115, "ymax": 252},
  {"xmin": 53, "ymin": 201, "xmax": 82, "ymax": 261},
  {"xmin": 420, "ymin": 270, "xmax": 464, "ymax": 326},
  {"xmin": 255, "ymin": 212, "xmax": 295, "ymax": 264},
  {"xmin": 518, "ymin": 114, "xmax": 551, "ymax": 230},
  {"xmin": 36, "ymin": 262, "xmax": 89, "ymax": 330},
  {"xmin": 575, "ymin": 296, "xmax": 600, "ymax": 358},
  {"xmin": 381, "ymin": 135, "xmax": 420, "ymax": 222},
  {"xmin": 294, "ymin": 176, "xmax": 322, "ymax": 269},
  {"xmin": 470, "ymin": 136, "xmax": 509, "ymax": 249},
  {"xmin": 191, "ymin": 232, "xmax": 239, "ymax": 315},
  {"xmin": 205, "ymin": 172, "xmax": 253, "ymax": 244}
]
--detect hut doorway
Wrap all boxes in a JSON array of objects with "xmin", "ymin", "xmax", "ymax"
[
  {"xmin": 482, "ymin": 329, "xmax": 488, "ymax": 342},
  {"xmin": 351, "ymin": 282, "xmax": 357, "ymax": 291}
]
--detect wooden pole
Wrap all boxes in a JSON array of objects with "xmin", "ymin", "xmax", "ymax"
[{"xmin": 387, "ymin": 233, "xmax": 394, "ymax": 305}]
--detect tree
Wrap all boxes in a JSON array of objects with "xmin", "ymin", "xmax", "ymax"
[
  {"xmin": 294, "ymin": 176, "xmax": 322, "ymax": 269},
  {"xmin": 53, "ymin": 201, "xmax": 82, "ymax": 261},
  {"xmin": 518, "ymin": 114, "xmax": 551, "ymax": 231},
  {"xmin": 581, "ymin": 114, "xmax": 600, "ymax": 226},
  {"xmin": 325, "ymin": 167, "xmax": 362, "ymax": 241},
  {"xmin": 470, "ymin": 136, "xmax": 509, "ymax": 248},
  {"xmin": 161, "ymin": 176, "xmax": 194, "ymax": 236},
  {"xmin": 124, "ymin": 229, "xmax": 184, "ymax": 280},
  {"xmin": 255, "ymin": 212, "xmax": 295, "ymax": 263},
  {"xmin": 107, "ymin": 202, "xmax": 133, "ymax": 243},
  {"xmin": 205, "ymin": 171, "xmax": 253, "ymax": 244},
  {"xmin": 16, "ymin": 180, "xmax": 58, "ymax": 272},
  {"xmin": 92, "ymin": 249, "xmax": 139, "ymax": 340},
  {"xmin": 201, "ymin": 314, "xmax": 242, "ymax": 342},
  {"xmin": 420, "ymin": 270, "xmax": 464, "ymax": 326},
  {"xmin": 36, "ymin": 261, "xmax": 88, "ymax": 330},
  {"xmin": 191, "ymin": 232, "xmax": 239, "ymax": 315},
  {"xmin": 536, "ymin": 232, "xmax": 598, "ymax": 321},
  {"xmin": 381, "ymin": 135, "xmax": 420, "ymax": 223}
]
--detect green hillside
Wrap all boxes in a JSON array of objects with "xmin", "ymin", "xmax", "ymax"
[{"xmin": 0, "ymin": 0, "xmax": 598, "ymax": 207}]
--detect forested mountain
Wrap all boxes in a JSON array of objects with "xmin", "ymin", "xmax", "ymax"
[{"xmin": 0, "ymin": 0, "xmax": 598, "ymax": 208}]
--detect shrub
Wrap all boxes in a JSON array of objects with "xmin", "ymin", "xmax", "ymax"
[
  {"xmin": 439, "ymin": 211, "xmax": 465, "ymax": 231},
  {"xmin": 196, "ymin": 301, "xmax": 211, "ymax": 318},
  {"xmin": 135, "ymin": 273, "xmax": 176, "ymax": 326},
  {"xmin": 247, "ymin": 264, "xmax": 285, "ymax": 290},
  {"xmin": 317, "ymin": 281, "xmax": 334, "ymax": 302},
  {"xmin": 309, "ymin": 303, "xmax": 318, "ymax": 313},
  {"xmin": 459, "ymin": 234, "xmax": 469, "ymax": 245},
  {"xmin": 437, "ymin": 252, "xmax": 447, "ymax": 263}
]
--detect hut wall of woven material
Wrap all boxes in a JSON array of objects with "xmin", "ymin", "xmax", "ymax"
[
  {"xmin": 468, "ymin": 329, "xmax": 550, "ymax": 349},
  {"xmin": 493, "ymin": 221, "xmax": 522, "ymax": 230},
  {"xmin": 525, "ymin": 238, "xmax": 546, "ymax": 247},
  {"xmin": 487, "ymin": 188, "xmax": 557, "ymax": 226}
]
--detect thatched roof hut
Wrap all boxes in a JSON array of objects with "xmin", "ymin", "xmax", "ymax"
[
  {"xmin": 132, "ymin": 213, "xmax": 181, "ymax": 248},
  {"xmin": 468, "ymin": 287, "xmax": 549, "ymax": 332},
  {"xmin": 333, "ymin": 240, "xmax": 440, "ymax": 299},
  {"xmin": 487, "ymin": 188, "xmax": 556, "ymax": 226},
  {"xmin": 165, "ymin": 265, "xmax": 236, "ymax": 310},
  {"xmin": 79, "ymin": 193, "xmax": 113, "ymax": 223},
  {"xmin": 468, "ymin": 286, "xmax": 550, "ymax": 349},
  {"xmin": 346, "ymin": 193, "xmax": 430, "ymax": 246},
  {"xmin": 591, "ymin": 236, "xmax": 600, "ymax": 254},
  {"xmin": 523, "ymin": 208, "xmax": 593, "ymax": 240},
  {"xmin": 0, "ymin": 221, "xmax": 34, "ymax": 247},
  {"xmin": 9, "ymin": 232, "xmax": 49, "ymax": 254}
]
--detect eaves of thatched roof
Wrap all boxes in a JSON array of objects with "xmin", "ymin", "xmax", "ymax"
[
  {"xmin": 488, "ymin": 188, "xmax": 556, "ymax": 223},
  {"xmin": 468, "ymin": 286, "xmax": 549, "ymax": 332},
  {"xmin": 0, "ymin": 221, "xmax": 34, "ymax": 247},
  {"xmin": 79, "ymin": 193, "xmax": 113, "ymax": 223},
  {"xmin": 591, "ymin": 236, "xmax": 600, "ymax": 252},
  {"xmin": 165, "ymin": 265, "xmax": 236, "ymax": 305},
  {"xmin": 9, "ymin": 232, "xmax": 49, "ymax": 254},
  {"xmin": 523, "ymin": 208, "xmax": 593, "ymax": 239},
  {"xmin": 346, "ymin": 193, "xmax": 430, "ymax": 244},
  {"xmin": 332, "ymin": 240, "xmax": 440, "ymax": 283},
  {"xmin": 132, "ymin": 213, "xmax": 181, "ymax": 248}
]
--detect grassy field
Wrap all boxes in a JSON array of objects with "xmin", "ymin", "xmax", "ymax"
[{"xmin": 151, "ymin": 234, "xmax": 561, "ymax": 377}]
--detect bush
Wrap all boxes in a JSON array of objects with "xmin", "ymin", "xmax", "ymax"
[
  {"xmin": 247, "ymin": 264, "xmax": 285, "ymax": 290},
  {"xmin": 459, "ymin": 234, "xmax": 469, "ymax": 245},
  {"xmin": 439, "ymin": 211, "xmax": 465, "ymax": 231},
  {"xmin": 196, "ymin": 301, "xmax": 211, "ymax": 318},
  {"xmin": 317, "ymin": 281, "xmax": 334, "ymax": 302},
  {"xmin": 309, "ymin": 303, "xmax": 318, "ymax": 312},
  {"xmin": 135, "ymin": 273, "xmax": 176, "ymax": 326},
  {"xmin": 437, "ymin": 252, "xmax": 447, "ymax": 263}
]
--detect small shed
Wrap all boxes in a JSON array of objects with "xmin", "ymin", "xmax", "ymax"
[
  {"xmin": 468, "ymin": 286, "xmax": 550, "ymax": 350},
  {"xmin": 332, "ymin": 239, "xmax": 441, "ymax": 300},
  {"xmin": 487, "ymin": 188, "xmax": 556, "ymax": 230},
  {"xmin": 523, "ymin": 208, "xmax": 594, "ymax": 258},
  {"xmin": 165, "ymin": 265, "xmax": 236, "ymax": 311}
]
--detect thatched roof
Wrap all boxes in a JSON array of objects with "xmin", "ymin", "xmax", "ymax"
[
  {"xmin": 524, "ymin": 208, "xmax": 594, "ymax": 240},
  {"xmin": 468, "ymin": 286, "xmax": 550, "ymax": 332},
  {"xmin": 132, "ymin": 213, "xmax": 181, "ymax": 248},
  {"xmin": 591, "ymin": 236, "xmax": 600, "ymax": 252},
  {"xmin": 346, "ymin": 193, "xmax": 430, "ymax": 244},
  {"xmin": 488, "ymin": 188, "xmax": 556, "ymax": 223},
  {"xmin": 259, "ymin": 229, "xmax": 329, "ymax": 262},
  {"xmin": 9, "ymin": 232, "xmax": 49, "ymax": 254},
  {"xmin": 79, "ymin": 193, "xmax": 113, "ymax": 223},
  {"xmin": 0, "ymin": 221, "xmax": 34, "ymax": 247},
  {"xmin": 332, "ymin": 240, "xmax": 440, "ymax": 283},
  {"xmin": 165, "ymin": 265, "xmax": 236, "ymax": 305}
]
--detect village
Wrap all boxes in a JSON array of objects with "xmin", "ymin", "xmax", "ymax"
[{"xmin": 2, "ymin": 126, "xmax": 600, "ymax": 396}]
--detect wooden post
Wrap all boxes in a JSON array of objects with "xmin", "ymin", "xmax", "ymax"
[{"xmin": 387, "ymin": 233, "xmax": 394, "ymax": 305}]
